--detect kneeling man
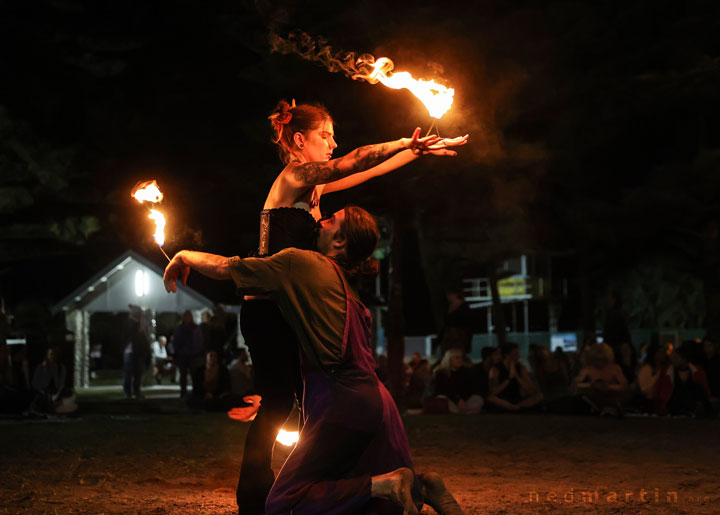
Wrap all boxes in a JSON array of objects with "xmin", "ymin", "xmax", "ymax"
[{"xmin": 164, "ymin": 206, "xmax": 462, "ymax": 515}]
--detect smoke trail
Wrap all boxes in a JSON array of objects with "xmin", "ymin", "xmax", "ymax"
[{"xmin": 268, "ymin": 29, "xmax": 379, "ymax": 82}]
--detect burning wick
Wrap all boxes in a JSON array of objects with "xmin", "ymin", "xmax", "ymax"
[
  {"xmin": 131, "ymin": 180, "xmax": 171, "ymax": 262},
  {"xmin": 425, "ymin": 120, "xmax": 438, "ymax": 138},
  {"xmin": 148, "ymin": 210, "xmax": 171, "ymax": 261}
]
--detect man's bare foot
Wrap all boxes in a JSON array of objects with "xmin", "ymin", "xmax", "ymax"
[
  {"xmin": 371, "ymin": 467, "xmax": 418, "ymax": 515},
  {"xmin": 421, "ymin": 471, "xmax": 463, "ymax": 515}
]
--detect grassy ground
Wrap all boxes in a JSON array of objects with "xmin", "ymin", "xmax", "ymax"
[{"xmin": 1, "ymin": 387, "xmax": 719, "ymax": 514}]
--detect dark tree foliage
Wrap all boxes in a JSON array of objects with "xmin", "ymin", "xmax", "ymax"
[{"xmin": 1, "ymin": 0, "xmax": 719, "ymax": 348}]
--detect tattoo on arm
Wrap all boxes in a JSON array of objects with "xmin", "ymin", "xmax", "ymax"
[
  {"xmin": 292, "ymin": 142, "xmax": 402, "ymax": 185},
  {"xmin": 292, "ymin": 158, "xmax": 342, "ymax": 185}
]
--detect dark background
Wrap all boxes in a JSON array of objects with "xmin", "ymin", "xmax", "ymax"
[{"xmin": 2, "ymin": 0, "xmax": 720, "ymax": 340}]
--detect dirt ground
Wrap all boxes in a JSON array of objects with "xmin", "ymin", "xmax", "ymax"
[{"xmin": 1, "ymin": 387, "xmax": 719, "ymax": 514}]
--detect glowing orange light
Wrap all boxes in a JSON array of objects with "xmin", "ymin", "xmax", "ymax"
[
  {"xmin": 131, "ymin": 180, "xmax": 171, "ymax": 261},
  {"xmin": 359, "ymin": 57, "xmax": 455, "ymax": 119},
  {"xmin": 276, "ymin": 430, "xmax": 299, "ymax": 446},
  {"xmin": 131, "ymin": 180, "xmax": 164, "ymax": 203},
  {"xmin": 148, "ymin": 209, "xmax": 166, "ymax": 247}
]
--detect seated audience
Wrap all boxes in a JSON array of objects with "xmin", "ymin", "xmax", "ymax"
[
  {"xmin": 151, "ymin": 335, "xmax": 175, "ymax": 384},
  {"xmin": 487, "ymin": 342, "xmax": 543, "ymax": 412},
  {"xmin": 699, "ymin": 338, "xmax": 720, "ymax": 401},
  {"xmin": 186, "ymin": 349, "xmax": 231, "ymax": 411},
  {"xmin": 471, "ymin": 346, "xmax": 500, "ymax": 399},
  {"xmin": 228, "ymin": 347, "xmax": 253, "ymax": 397},
  {"xmin": 654, "ymin": 345, "xmax": 714, "ymax": 417},
  {"xmin": 532, "ymin": 347, "xmax": 570, "ymax": 401},
  {"xmin": 632, "ymin": 342, "xmax": 670, "ymax": 413},
  {"xmin": 0, "ymin": 342, "xmax": 31, "ymax": 413},
  {"xmin": 31, "ymin": 347, "xmax": 76, "ymax": 414},
  {"xmin": 405, "ymin": 352, "xmax": 433, "ymax": 409},
  {"xmin": 430, "ymin": 348, "xmax": 483, "ymax": 414},
  {"xmin": 572, "ymin": 343, "xmax": 627, "ymax": 416},
  {"xmin": 616, "ymin": 341, "xmax": 638, "ymax": 383}
]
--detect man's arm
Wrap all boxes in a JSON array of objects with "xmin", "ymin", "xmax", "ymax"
[{"xmin": 163, "ymin": 250, "xmax": 231, "ymax": 293}]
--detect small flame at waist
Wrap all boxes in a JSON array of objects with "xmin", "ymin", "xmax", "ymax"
[
  {"xmin": 276, "ymin": 430, "xmax": 299, "ymax": 446},
  {"xmin": 148, "ymin": 209, "xmax": 166, "ymax": 247}
]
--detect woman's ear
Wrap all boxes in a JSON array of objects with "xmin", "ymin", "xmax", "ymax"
[{"xmin": 293, "ymin": 131, "xmax": 305, "ymax": 149}]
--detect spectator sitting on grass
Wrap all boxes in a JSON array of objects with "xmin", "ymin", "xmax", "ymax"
[
  {"xmin": 572, "ymin": 343, "xmax": 627, "ymax": 416},
  {"xmin": 31, "ymin": 347, "xmax": 76, "ymax": 415},
  {"xmin": 471, "ymin": 346, "xmax": 500, "ymax": 400},
  {"xmin": 431, "ymin": 348, "xmax": 483, "ymax": 414},
  {"xmin": 0, "ymin": 342, "xmax": 31, "ymax": 414},
  {"xmin": 228, "ymin": 347, "xmax": 253, "ymax": 397},
  {"xmin": 616, "ymin": 341, "xmax": 638, "ymax": 383},
  {"xmin": 487, "ymin": 342, "xmax": 543, "ymax": 412},
  {"xmin": 654, "ymin": 345, "xmax": 714, "ymax": 417},
  {"xmin": 632, "ymin": 342, "xmax": 670, "ymax": 413},
  {"xmin": 532, "ymin": 347, "xmax": 570, "ymax": 402},
  {"xmin": 699, "ymin": 338, "xmax": 720, "ymax": 402},
  {"xmin": 151, "ymin": 335, "xmax": 175, "ymax": 384},
  {"xmin": 405, "ymin": 353, "xmax": 433, "ymax": 410},
  {"xmin": 186, "ymin": 349, "xmax": 232, "ymax": 411}
]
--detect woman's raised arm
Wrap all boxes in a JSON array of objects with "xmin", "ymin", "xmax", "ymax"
[
  {"xmin": 286, "ymin": 128, "xmax": 442, "ymax": 188},
  {"xmin": 322, "ymin": 134, "xmax": 469, "ymax": 194}
]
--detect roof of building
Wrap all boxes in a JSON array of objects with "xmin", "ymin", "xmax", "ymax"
[{"xmin": 51, "ymin": 250, "xmax": 215, "ymax": 314}]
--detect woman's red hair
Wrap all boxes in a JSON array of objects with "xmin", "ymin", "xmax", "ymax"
[{"xmin": 269, "ymin": 100, "xmax": 333, "ymax": 164}]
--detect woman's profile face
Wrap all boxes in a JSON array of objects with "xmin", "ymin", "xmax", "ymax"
[{"xmin": 297, "ymin": 119, "xmax": 337, "ymax": 163}]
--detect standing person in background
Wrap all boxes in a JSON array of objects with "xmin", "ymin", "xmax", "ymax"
[
  {"xmin": 437, "ymin": 287, "xmax": 473, "ymax": 357},
  {"xmin": 233, "ymin": 99, "xmax": 469, "ymax": 514},
  {"xmin": 602, "ymin": 291, "xmax": 631, "ymax": 360},
  {"xmin": 173, "ymin": 310, "xmax": 203, "ymax": 399},
  {"xmin": 0, "ymin": 296, "xmax": 8, "ymax": 347},
  {"xmin": 123, "ymin": 306, "xmax": 150, "ymax": 400}
]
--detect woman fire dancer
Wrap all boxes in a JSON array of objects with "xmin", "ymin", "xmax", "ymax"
[
  {"xmin": 235, "ymin": 99, "xmax": 468, "ymax": 513},
  {"xmin": 164, "ymin": 206, "xmax": 462, "ymax": 515}
]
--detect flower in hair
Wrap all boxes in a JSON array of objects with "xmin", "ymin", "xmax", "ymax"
[{"xmin": 269, "ymin": 100, "xmax": 297, "ymax": 143}]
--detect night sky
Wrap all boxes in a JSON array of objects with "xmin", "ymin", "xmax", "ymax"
[{"xmin": 2, "ymin": 1, "xmax": 720, "ymax": 337}]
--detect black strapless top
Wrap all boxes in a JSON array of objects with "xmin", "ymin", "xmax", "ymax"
[{"xmin": 258, "ymin": 207, "xmax": 318, "ymax": 256}]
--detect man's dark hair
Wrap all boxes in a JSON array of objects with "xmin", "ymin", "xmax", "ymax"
[
  {"xmin": 501, "ymin": 342, "xmax": 519, "ymax": 356},
  {"xmin": 481, "ymin": 346, "xmax": 497, "ymax": 361},
  {"xmin": 336, "ymin": 206, "xmax": 380, "ymax": 280}
]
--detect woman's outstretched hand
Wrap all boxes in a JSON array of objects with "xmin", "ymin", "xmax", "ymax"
[
  {"xmin": 406, "ymin": 127, "xmax": 440, "ymax": 155},
  {"xmin": 405, "ymin": 127, "xmax": 469, "ymax": 156},
  {"xmin": 426, "ymin": 133, "xmax": 470, "ymax": 156}
]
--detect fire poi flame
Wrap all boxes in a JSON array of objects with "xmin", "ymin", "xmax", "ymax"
[
  {"xmin": 131, "ymin": 179, "xmax": 164, "ymax": 203},
  {"xmin": 148, "ymin": 209, "xmax": 166, "ymax": 247},
  {"xmin": 131, "ymin": 180, "xmax": 170, "ymax": 261},
  {"xmin": 276, "ymin": 429, "xmax": 299, "ymax": 446},
  {"xmin": 268, "ymin": 30, "xmax": 455, "ymax": 123},
  {"xmin": 359, "ymin": 57, "xmax": 455, "ymax": 120}
]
